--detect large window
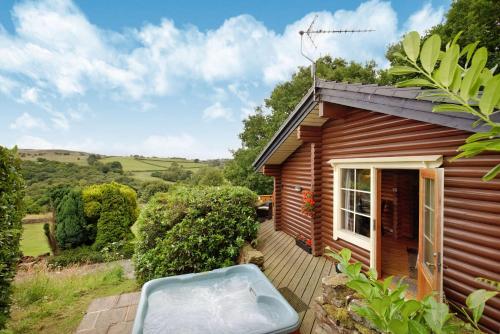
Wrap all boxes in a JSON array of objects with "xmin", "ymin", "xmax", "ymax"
[{"xmin": 340, "ymin": 169, "xmax": 371, "ymax": 238}]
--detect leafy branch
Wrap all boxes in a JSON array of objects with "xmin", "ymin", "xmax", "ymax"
[{"xmin": 389, "ymin": 31, "xmax": 500, "ymax": 181}]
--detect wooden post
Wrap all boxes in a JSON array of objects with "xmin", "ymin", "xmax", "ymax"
[
  {"xmin": 298, "ymin": 125, "xmax": 323, "ymax": 256},
  {"xmin": 262, "ymin": 165, "xmax": 282, "ymax": 231}
]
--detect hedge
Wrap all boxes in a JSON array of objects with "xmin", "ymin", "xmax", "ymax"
[
  {"xmin": 0, "ymin": 146, "xmax": 24, "ymax": 329},
  {"xmin": 55, "ymin": 189, "xmax": 91, "ymax": 249},
  {"xmin": 134, "ymin": 186, "xmax": 258, "ymax": 283},
  {"xmin": 82, "ymin": 182, "xmax": 139, "ymax": 250}
]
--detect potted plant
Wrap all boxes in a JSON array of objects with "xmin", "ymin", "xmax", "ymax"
[
  {"xmin": 301, "ymin": 190, "xmax": 316, "ymax": 218},
  {"xmin": 295, "ymin": 234, "xmax": 312, "ymax": 254}
]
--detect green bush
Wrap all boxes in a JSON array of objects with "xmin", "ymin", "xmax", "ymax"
[
  {"xmin": 82, "ymin": 182, "xmax": 139, "ymax": 250},
  {"xmin": 55, "ymin": 189, "xmax": 92, "ymax": 249},
  {"xmin": 138, "ymin": 181, "xmax": 169, "ymax": 202},
  {"xmin": 47, "ymin": 246, "xmax": 104, "ymax": 268},
  {"xmin": 0, "ymin": 146, "xmax": 25, "ymax": 329},
  {"xmin": 134, "ymin": 186, "xmax": 258, "ymax": 283}
]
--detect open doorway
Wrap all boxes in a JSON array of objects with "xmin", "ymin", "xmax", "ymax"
[{"xmin": 379, "ymin": 169, "xmax": 419, "ymax": 294}]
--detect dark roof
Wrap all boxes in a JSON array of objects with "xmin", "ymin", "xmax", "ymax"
[{"xmin": 253, "ymin": 79, "xmax": 489, "ymax": 171}]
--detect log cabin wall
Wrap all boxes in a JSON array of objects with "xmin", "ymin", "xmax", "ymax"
[
  {"xmin": 318, "ymin": 106, "xmax": 500, "ymax": 332},
  {"xmin": 280, "ymin": 144, "xmax": 313, "ymax": 239}
]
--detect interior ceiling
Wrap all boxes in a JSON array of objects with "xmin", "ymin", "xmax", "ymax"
[{"xmin": 265, "ymin": 105, "xmax": 326, "ymax": 165}]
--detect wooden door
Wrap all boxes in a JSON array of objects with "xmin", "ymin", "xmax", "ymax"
[{"xmin": 417, "ymin": 168, "xmax": 444, "ymax": 300}]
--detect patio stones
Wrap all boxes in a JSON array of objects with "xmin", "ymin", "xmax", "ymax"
[{"xmin": 76, "ymin": 292, "xmax": 140, "ymax": 334}]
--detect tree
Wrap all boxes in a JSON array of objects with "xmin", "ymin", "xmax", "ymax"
[
  {"xmin": 225, "ymin": 56, "xmax": 382, "ymax": 194},
  {"xmin": 191, "ymin": 166, "xmax": 226, "ymax": 186},
  {"xmin": 0, "ymin": 146, "xmax": 24, "ymax": 329},
  {"xmin": 55, "ymin": 189, "xmax": 90, "ymax": 249},
  {"xmin": 389, "ymin": 31, "xmax": 499, "ymax": 180},
  {"xmin": 386, "ymin": 0, "xmax": 500, "ymax": 78},
  {"xmin": 87, "ymin": 154, "xmax": 98, "ymax": 165}
]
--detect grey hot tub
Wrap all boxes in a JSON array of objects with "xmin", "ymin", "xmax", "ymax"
[{"xmin": 132, "ymin": 264, "xmax": 299, "ymax": 334}]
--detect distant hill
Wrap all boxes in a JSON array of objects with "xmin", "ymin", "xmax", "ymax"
[{"xmin": 17, "ymin": 148, "xmax": 225, "ymax": 182}]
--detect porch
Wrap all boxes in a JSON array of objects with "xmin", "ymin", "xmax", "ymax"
[
  {"xmin": 76, "ymin": 219, "xmax": 333, "ymax": 334},
  {"xmin": 257, "ymin": 219, "xmax": 335, "ymax": 334}
]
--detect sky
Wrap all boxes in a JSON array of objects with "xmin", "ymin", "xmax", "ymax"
[{"xmin": 0, "ymin": 0, "xmax": 449, "ymax": 159}]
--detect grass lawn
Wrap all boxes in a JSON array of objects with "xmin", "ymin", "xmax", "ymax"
[
  {"xmin": 21, "ymin": 223, "xmax": 50, "ymax": 257},
  {"xmin": 6, "ymin": 266, "xmax": 137, "ymax": 334}
]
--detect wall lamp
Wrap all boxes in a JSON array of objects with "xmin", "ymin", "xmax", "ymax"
[{"xmin": 294, "ymin": 185, "xmax": 303, "ymax": 192}]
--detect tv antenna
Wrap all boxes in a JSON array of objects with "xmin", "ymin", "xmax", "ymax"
[{"xmin": 299, "ymin": 15, "xmax": 375, "ymax": 84}]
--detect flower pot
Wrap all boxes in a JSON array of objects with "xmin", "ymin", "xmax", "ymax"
[{"xmin": 295, "ymin": 239, "xmax": 312, "ymax": 254}]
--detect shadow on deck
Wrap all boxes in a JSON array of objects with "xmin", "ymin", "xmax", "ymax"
[{"xmin": 257, "ymin": 220, "xmax": 334, "ymax": 334}]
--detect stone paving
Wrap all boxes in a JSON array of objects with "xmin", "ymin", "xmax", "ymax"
[{"xmin": 76, "ymin": 292, "xmax": 140, "ymax": 334}]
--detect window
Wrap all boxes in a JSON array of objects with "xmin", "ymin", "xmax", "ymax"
[
  {"xmin": 340, "ymin": 169, "xmax": 371, "ymax": 238},
  {"xmin": 422, "ymin": 178, "xmax": 435, "ymax": 272}
]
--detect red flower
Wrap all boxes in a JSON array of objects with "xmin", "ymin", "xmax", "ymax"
[
  {"xmin": 301, "ymin": 190, "xmax": 316, "ymax": 217},
  {"xmin": 306, "ymin": 239, "xmax": 312, "ymax": 246}
]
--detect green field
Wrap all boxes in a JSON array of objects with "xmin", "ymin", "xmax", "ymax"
[
  {"xmin": 21, "ymin": 223, "xmax": 51, "ymax": 256},
  {"xmin": 19, "ymin": 149, "xmax": 90, "ymax": 166}
]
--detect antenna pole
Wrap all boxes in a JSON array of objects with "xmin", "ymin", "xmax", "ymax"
[{"xmin": 298, "ymin": 15, "xmax": 375, "ymax": 96}]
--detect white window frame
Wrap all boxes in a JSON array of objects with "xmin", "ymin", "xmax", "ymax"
[{"xmin": 329, "ymin": 155, "xmax": 443, "ymax": 268}]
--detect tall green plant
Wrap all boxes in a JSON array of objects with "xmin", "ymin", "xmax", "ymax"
[
  {"xmin": 0, "ymin": 146, "xmax": 24, "ymax": 329},
  {"xmin": 325, "ymin": 248, "xmax": 497, "ymax": 333},
  {"xmin": 389, "ymin": 31, "xmax": 500, "ymax": 181}
]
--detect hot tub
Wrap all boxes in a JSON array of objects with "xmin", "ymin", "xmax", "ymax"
[{"xmin": 132, "ymin": 264, "xmax": 300, "ymax": 334}]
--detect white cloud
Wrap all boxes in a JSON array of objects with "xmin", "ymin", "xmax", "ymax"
[
  {"xmin": 0, "ymin": 0, "xmax": 436, "ymax": 103},
  {"xmin": 10, "ymin": 112, "xmax": 47, "ymax": 130},
  {"xmin": 405, "ymin": 3, "xmax": 445, "ymax": 35},
  {"xmin": 16, "ymin": 135, "xmax": 54, "ymax": 149},
  {"xmin": 20, "ymin": 87, "xmax": 39, "ymax": 104},
  {"xmin": 203, "ymin": 102, "xmax": 232, "ymax": 120}
]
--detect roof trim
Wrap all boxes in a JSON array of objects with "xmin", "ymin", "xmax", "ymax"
[
  {"xmin": 252, "ymin": 87, "xmax": 317, "ymax": 170},
  {"xmin": 253, "ymin": 79, "xmax": 486, "ymax": 171}
]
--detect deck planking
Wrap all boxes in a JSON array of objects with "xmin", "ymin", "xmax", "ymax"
[{"xmin": 257, "ymin": 220, "xmax": 333, "ymax": 334}]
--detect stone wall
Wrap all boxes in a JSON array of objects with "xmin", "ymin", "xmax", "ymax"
[
  {"xmin": 238, "ymin": 243, "xmax": 264, "ymax": 269},
  {"xmin": 312, "ymin": 273, "xmax": 381, "ymax": 334}
]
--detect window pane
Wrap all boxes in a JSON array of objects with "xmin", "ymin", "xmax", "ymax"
[
  {"xmin": 355, "ymin": 214, "xmax": 371, "ymax": 237},
  {"xmin": 342, "ymin": 169, "xmax": 355, "ymax": 189},
  {"xmin": 341, "ymin": 190, "xmax": 354, "ymax": 211},
  {"xmin": 423, "ymin": 236, "xmax": 434, "ymax": 271},
  {"xmin": 341, "ymin": 210, "xmax": 354, "ymax": 232},
  {"xmin": 356, "ymin": 192, "xmax": 370, "ymax": 215},
  {"xmin": 356, "ymin": 169, "xmax": 371, "ymax": 191},
  {"xmin": 425, "ymin": 179, "xmax": 434, "ymax": 208}
]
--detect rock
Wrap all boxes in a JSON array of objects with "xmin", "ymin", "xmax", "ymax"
[
  {"xmin": 322, "ymin": 274, "xmax": 355, "ymax": 307},
  {"xmin": 239, "ymin": 243, "xmax": 264, "ymax": 269}
]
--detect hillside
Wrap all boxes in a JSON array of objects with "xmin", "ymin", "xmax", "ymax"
[{"xmin": 18, "ymin": 149, "xmax": 211, "ymax": 182}]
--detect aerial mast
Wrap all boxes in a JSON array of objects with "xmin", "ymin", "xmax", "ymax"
[{"xmin": 299, "ymin": 15, "xmax": 375, "ymax": 91}]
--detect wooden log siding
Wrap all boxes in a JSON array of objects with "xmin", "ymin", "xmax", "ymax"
[
  {"xmin": 317, "ymin": 107, "xmax": 500, "ymax": 332},
  {"xmin": 280, "ymin": 144, "xmax": 313, "ymax": 239}
]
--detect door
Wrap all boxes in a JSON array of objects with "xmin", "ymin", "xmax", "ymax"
[{"xmin": 417, "ymin": 168, "xmax": 444, "ymax": 300}]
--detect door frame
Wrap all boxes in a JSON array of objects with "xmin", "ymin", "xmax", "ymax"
[{"xmin": 328, "ymin": 155, "xmax": 443, "ymax": 271}]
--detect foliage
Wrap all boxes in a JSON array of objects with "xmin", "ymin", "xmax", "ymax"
[
  {"xmin": 55, "ymin": 189, "xmax": 92, "ymax": 249},
  {"xmin": 190, "ymin": 166, "xmax": 226, "ymax": 186},
  {"xmin": 385, "ymin": 0, "xmax": 499, "ymax": 83},
  {"xmin": 389, "ymin": 31, "xmax": 500, "ymax": 180},
  {"xmin": 225, "ymin": 56, "xmax": 385, "ymax": 194},
  {"xmin": 138, "ymin": 180, "xmax": 170, "ymax": 202},
  {"xmin": 134, "ymin": 186, "xmax": 259, "ymax": 283},
  {"xmin": 151, "ymin": 161, "xmax": 192, "ymax": 182},
  {"xmin": 47, "ymin": 246, "xmax": 104, "ymax": 267},
  {"xmin": 20, "ymin": 159, "xmax": 139, "ymax": 213},
  {"xmin": 301, "ymin": 190, "xmax": 316, "ymax": 218},
  {"xmin": 325, "ymin": 248, "xmax": 497, "ymax": 333},
  {"xmin": 0, "ymin": 146, "xmax": 25, "ymax": 329},
  {"xmin": 82, "ymin": 182, "xmax": 139, "ymax": 250},
  {"xmin": 5, "ymin": 266, "xmax": 136, "ymax": 334}
]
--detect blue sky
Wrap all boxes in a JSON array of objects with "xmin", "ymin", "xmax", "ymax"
[{"xmin": 0, "ymin": 0, "xmax": 449, "ymax": 159}]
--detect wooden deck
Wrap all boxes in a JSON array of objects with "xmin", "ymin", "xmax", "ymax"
[{"xmin": 257, "ymin": 220, "xmax": 335, "ymax": 334}]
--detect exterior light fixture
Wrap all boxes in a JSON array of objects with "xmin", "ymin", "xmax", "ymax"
[{"xmin": 294, "ymin": 185, "xmax": 302, "ymax": 192}]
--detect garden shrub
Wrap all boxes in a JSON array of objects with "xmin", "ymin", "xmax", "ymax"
[
  {"xmin": 0, "ymin": 146, "xmax": 24, "ymax": 329},
  {"xmin": 134, "ymin": 186, "xmax": 259, "ymax": 283},
  {"xmin": 47, "ymin": 246, "xmax": 104, "ymax": 268},
  {"xmin": 82, "ymin": 182, "xmax": 139, "ymax": 250},
  {"xmin": 138, "ymin": 180, "xmax": 169, "ymax": 202},
  {"xmin": 55, "ymin": 189, "xmax": 91, "ymax": 249}
]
